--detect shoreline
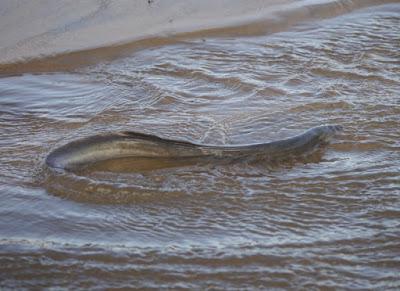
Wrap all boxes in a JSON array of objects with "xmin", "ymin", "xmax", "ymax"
[{"xmin": 0, "ymin": 0, "xmax": 398, "ymax": 74}]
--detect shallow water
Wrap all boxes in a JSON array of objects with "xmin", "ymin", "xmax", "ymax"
[{"xmin": 1, "ymin": 4, "xmax": 400, "ymax": 289}]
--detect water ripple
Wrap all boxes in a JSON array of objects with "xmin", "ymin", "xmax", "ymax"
[{"xmin": 1, "ymin": 4, "xmax": 400, "ymax": 289}]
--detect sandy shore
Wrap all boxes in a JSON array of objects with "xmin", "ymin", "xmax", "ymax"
[{"xmin": 0, "ymin": 0, "xmax": 398, "ymax": 68}]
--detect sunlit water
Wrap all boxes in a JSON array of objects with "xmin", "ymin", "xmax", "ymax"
[{"xmin": 1, "ymin": 4, "xmax": 399, "ymax": 289}]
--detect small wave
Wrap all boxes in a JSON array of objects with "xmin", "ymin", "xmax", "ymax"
[
  {"xmin": 290, "ymin": 101, "xmax": 353, "ymax": 112},
  {"xmin": 1, "ymin": 235, "xmax": 399, "ymax": 289}
]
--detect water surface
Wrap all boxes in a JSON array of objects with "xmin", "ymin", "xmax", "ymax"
[{"xmin": 1, "ymin": 4, "xmax": 399, "ymax": 289}]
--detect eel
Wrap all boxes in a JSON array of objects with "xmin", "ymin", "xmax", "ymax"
[{"xmin": 46, "ymin": 125, "xmax": 342, "ymax": 171}]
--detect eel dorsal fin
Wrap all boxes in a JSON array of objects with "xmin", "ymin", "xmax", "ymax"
[{"xmin": 119, "ymin": 131, "xmax": 198, "ymax": 147}]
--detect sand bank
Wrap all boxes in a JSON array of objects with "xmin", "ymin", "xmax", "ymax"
[{"xmin": 0, "ymin": 0, "xmax": 398, "ymax": 72}]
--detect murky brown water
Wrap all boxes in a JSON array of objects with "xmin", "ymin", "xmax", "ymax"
[{"xmin": 1, "ymin": 4, "xmax": 400, "ymax": 289}]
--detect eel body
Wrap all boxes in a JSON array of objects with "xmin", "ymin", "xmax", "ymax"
[{"xmin": 46, "ymin": 125, "xmax": 342, "ymax": 171}]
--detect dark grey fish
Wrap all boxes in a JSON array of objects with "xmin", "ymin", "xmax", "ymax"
[{"xmin": 46, "ymin": 125, "xmax": 342, "ymax": 171}]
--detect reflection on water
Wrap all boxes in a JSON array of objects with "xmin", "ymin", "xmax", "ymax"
[{"xmin": 1, "ymin": 4, "xmax": 400, "ymax": 289}]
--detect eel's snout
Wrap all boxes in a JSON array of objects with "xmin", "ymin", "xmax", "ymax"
[{"xmin": 45, "ymin": 149, "xmax": 65, "ymax": 170}]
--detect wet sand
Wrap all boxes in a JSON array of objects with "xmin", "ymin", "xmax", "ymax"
[{"xmin": 0, "ymin": 0, "xmax": 398, "ymax": 73}]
